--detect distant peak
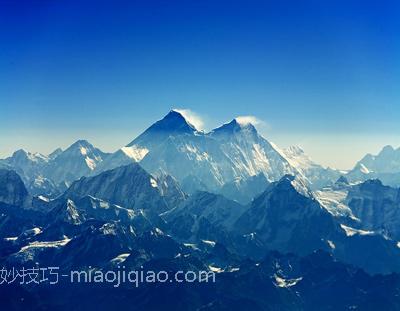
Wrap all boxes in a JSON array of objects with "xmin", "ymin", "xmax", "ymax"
[
  {"xmin": 149, "ymin": 110, "xmax": 198, "ymax": 133},
  {"xmin": 63, "ymin": 140, "xmax": 98, "ymax": 157},
  {"xmin": 219, "ymin": 118, "xmax": 254, "ymax": 130},
  {"xmin": 170, "ymin": 109, "xmax": 204, "ymax": 130},
  {"xmin": 379, "ymin": 145, "xmax": 395, "ymax": 155},
  {"xmin": 126, "ymin": 110, "xmax": 200, "ymax": 147},
  {"xmin": 66, "ymin": 140, "xmax": 96, "ymax": 152},
  {"xmin": 211, "ymin": 118, "xmax": 258, "ymax": 138},
  {"xmin": 71, "ymin": 139, "xmax": 92, "ymax": 147},
  {"xmin": 12, "ymin": 149, "xmax": 29, "ymax": 156},
  {"xmin": 11, "ymin": 149, "xmax": 47, "ymax": 161}
]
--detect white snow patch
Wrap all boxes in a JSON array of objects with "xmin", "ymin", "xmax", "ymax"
[
  {"xmin": 202, "ymin": 240, "xmax": 216, "ymax": 247},
  {"xmin": 274, "ymin": 275, "xmax": 302, "ymax": 288},
  {"xmin": 327, "ymin": 240, "xmax": 336, "ymax": 249},
  {"xmin": 340, "ymin": 224, "xmax": 375, "ymax": 237},
  {"xmin": 100, "ymin": 224, "xmax": 117, "ymax": 235},
  {"xmin": 27, "ymin": 227, "xmax": 42, "ymax": 236},
  {"xmin": 121, "ymin": 146, "xmax": 149, "ymax": 161},
  {"xmin": 85, "ymin": 157, "xmax": 96, "ymax": 170},
  {"xmin": 183, "ymin": 243, "xmax": 200, "ymax": 251},
  {"xmin": 38, "ymin": 195, "xmax": 49, "ymax": 202},
  {"xmin": 4, "ymin": 237, "xmax": 18, "ymax": 241},
  {"xmin": 359, "ymin": 163, "xmax": 371, "ymax": 174},
  {"xmin": 243, "ymin": 232, "xmax": 256, "ymax": 240},
  {"xmin": 183, "ymin": 145, "xmax": 210, "ymax": 161},
  {"xmin": 99, "ymin": 200, "xmax": 110, "ymax": 209},
  {"xmin": 110, "ymin": 253, "xmax": 130, "ymax": 264},
  {"xmin": 19, "ymin": 237, "xmax": 71, "ymax": 252},
  {"xmin": 150, "ymin": 227, "xmax": 164, "ymax": 236},
  {"xmin": 209, "ymin": 266, "xmax": 224, "ymax": 273},
  {"xmin": 150, "ymin": 178, "xmax": 158, "ymax": 188},
  {"xmin": 34, "ymin": 175, "xmax": 45, "ymax": 187}
]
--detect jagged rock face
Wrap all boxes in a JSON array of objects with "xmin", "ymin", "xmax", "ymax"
[
  {"xmin": 46, "ymin": 196, "xmax": 163, "ymax": 232},
  {"xmin": 162, "ymin": 191, "xmax": 246, "ymax": 242},
  {"xmin": 3, "ymin": 246, "xmax": 400, "ymax": 311},
  {"xmin": 63, "ymin": 163, "xmax": 185, "ymax": 213},
  {"xmin": 235, "ymin": 175, "xmax": 337, "ymax": 255},
  {"xmin": 1, "ymin": 167, "xmax": 400, "ymax": 311},
  {"xmin": 0, "ymin": 169, "xmax": 30, "ymax": 207},
  {"xmin": 346, "ymin": 179, "xmax": 400, "ymax": 240},
  {"xmin": 317, "ymin": 178, "xmax": 400, "ymax": 240},
  {"xmin": 158, "ymin": 173, "xmax": 400, "ymax": 275},
  {"xmin": 209, "ymin": 119, "xmax": 298, "ymax": 181}
]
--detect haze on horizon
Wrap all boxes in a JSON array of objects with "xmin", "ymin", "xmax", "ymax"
[{"xmin": 1, "ymin": 1, "xmax": 399, "ymax": 170}]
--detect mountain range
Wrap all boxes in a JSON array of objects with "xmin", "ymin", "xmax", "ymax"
[
  {"xmin": 2, "ymin": 110, "xmax": 400, "ymax": 310},
  {"xmin": 3, "ymin": 110, "xmax": 397, "ymax": 202}
]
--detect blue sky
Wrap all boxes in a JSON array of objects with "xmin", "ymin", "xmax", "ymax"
[{"xmin": 1, "ymin": 0, "xmax": 399, "ymax": 169}]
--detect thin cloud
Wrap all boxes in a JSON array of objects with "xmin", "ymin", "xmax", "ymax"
[
  {"xmin": 235, "ymin": 115, "xmax": 266, "ymax": 127},
  {"xmin": 173, "ymin": 108, "xmax": 205, "ymax": 130}
]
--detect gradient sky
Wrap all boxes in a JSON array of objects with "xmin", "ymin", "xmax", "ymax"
[{"xmin": 1, "ymin": 0, "xmax": 399, "ymax": 169}]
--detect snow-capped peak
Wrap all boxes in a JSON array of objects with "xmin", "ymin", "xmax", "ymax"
[
  {"xmin": 61, "ymin": 140, "xmax": 104, "ymax": 159},
  {"xmin": 171, "ymin": 108, "xmax": 204, "ymax": 130},
  {"xmin": 127, "ymin": 110, "xmax": 198, "ymax": 148},
  {"xmin": 161, "ymin": 110, "xmax": 199, "ymax": 132},
  {"xmin": 379, "ymin": 145, "xmax": 396, "ymax": 155},
  {"xmin": 11, "ymin": 149, "xmax": 48, "ymax": 163},
  {"xmin": 69, "ymin": 139, "xmax": 93, "ymax": 151},
  {"xmin": 211, "ymin": 118, "xmax": 258, "ymax": 138},
  {"xmin": 41, "ymin": 139, "xmax": 109, "ymax": 183},
  {"xmin": 235, "ymin": 115, "xmax": 261, "ymax": 126}
]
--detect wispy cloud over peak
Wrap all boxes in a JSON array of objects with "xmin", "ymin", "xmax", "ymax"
[
  {"xmin": 172, "ymin": 108, "xmax": 205, "ymax": 130},
  {"xmin": 235, "ymin": 115, "xmax": 265, "ymax": 127}
]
